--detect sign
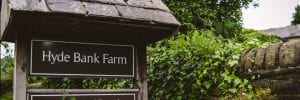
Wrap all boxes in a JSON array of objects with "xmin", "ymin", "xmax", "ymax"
[
  {"xmin": 30, "ymin": 40, "xmax": 134, "ymax": 77},
  {"xmin": 28, "ymin": 93, "xmax": 135, "ymax": 100}
]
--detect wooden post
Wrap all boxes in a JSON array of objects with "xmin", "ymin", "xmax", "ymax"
[
  {"xmin": 14, "ymin": 35, "xmax": 29, "ymax": 100},
  {"xmin": 135, "ymin": 44, "xmax": 148, "ymax": 100}
]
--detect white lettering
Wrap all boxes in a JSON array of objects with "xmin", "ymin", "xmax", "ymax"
[
  {"xmin": 103, "ymin": 53, "xmax": 127, "ymax": 64},
  {"xmin": 74, "ymin": 52, "xmax": 81, "ymax": 62},
  {"xmin": 94, "ymin": 53, "xmax": 100, "ymax": 63},
  {"xmin": 103, "ymin": 53, "xmax": 109, "ymax": 64},
  {"xmin": 42, "ymin": 51, "xmax": 51, "ymax": 62},
  {"xmin": 42, "ymin": 51, "xmax": 71, "ymax": 64},
  {"xmin": 74, "ymin": 52, "xmax": 100, "ymax": 63},
  {"xmin": 41, "ymin": 51, "xmax": 127, "ymax": 64},
  {"xmin": 65, "ymin": 54, "xmax": 70, "ymax": 62}
]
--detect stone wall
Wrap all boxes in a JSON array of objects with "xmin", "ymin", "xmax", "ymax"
[{"xmin": 239, "ymin": 40, "xmax": 300, "ymax": 99}]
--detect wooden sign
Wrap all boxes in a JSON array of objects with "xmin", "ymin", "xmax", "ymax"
[
  {"xmin": 30, "ymin": 40, "xmax": 134, "ymax": 77},
  {"xmin": 28, "ymin": 93, "xmax": 135, "ymax": 100}
]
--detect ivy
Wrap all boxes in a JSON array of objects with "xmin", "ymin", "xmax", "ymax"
[{"xmin": 147, "ymin": 29, "xmax": 280, "ymax": 99}]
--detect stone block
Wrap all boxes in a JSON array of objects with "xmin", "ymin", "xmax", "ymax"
[
  {"xmin": 244, "ymin": 49, "xmax": 256, "ymax": 73},
  {"xmin": 94, "ymin": 0, "xmax": 127, "ymax": 5},
  {"xmin": 255, "ymin": 48, "xmax": 266, "ymax": 70},
  {"xmin": 251, "ymin": 79, "xmax": 300, "ymax": 94},
  {"xmin": 46, "ymin": 0, "xmax": 86, "ymax": 14},
  {"xmin": 83, "ymin": 2, "xmax": 119, "ymax": 17},
  {"xmin": 116, "ymin": 6, "xmax": 180, "ymax": 25},
  {"xmin": 150, "ymin": 10, "xmax": 180, "ymax": 25},
  {"xmin": 26, "ymin": 0, "xmax": 49, "ymax": 12},
  {"xmin": 279, "ymin": 40, "xmax": 300, "ymax": 68},
  {"xmin": 277, "ymin": 94, "xmax": 300, "ymax": 100},
  {"xmin": 126, "ymin": 0, "xmax": 171, "ymax": 12},
  {"xmin": 116, "ymin": 6, "xmax": 152, "ymax": 21},
  {"xmin": 9, "ymin": 0, "xmax": 27, "ymax": 10},
  {"xmin": 265, "ymin": 43, "xmax": 280, "ymax": 70},
  {"xmin": 127, "ymin": 0, "xmax": 154, "ymax": 9},
  {"xmin": 151, "ymin": 0, "xmax": 171, "ymax": 12},
  {"xmin": 238, "ymin": 50, "xmax": 249, "ymax": 74}
]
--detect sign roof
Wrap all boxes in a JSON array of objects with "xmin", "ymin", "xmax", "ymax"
[{"xmin": 1, "ymin": 0, "xmax": 180, "ymax": 42}]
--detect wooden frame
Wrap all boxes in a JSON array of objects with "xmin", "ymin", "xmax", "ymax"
[
  {"xmin": 13, "ymin": 34, "xmax": 148, "ymax": 100},
  {"xmin": 30, "ymin": 39, "xmax": 135, "ymax": 77},
  {"xmin": 14, "ymin": 35, "xmax": 30, "ymax": 100}
]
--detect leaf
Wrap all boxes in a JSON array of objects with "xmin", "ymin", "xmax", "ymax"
[
  {"xmin": 204, "ymin": 81, "xmax": 212, "ymax": 89},
  {"xmin": 229, "ymin": 88, "xmax": 238, "ymax": 93},
  {"xmin": 234, "ymin": 78, "xmax": 242, "ymax": 86}
]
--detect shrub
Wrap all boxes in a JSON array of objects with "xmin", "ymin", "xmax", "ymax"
[{"xmin": 147, "ymin": 29, "xmax": 280, "ymax": 99}]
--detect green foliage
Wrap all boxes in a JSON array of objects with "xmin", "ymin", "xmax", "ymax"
[
  {"xmin": 147, "ymin": 29, "xmax": 280, "ymax": 99},
  {"xmin": 0, "ymin": 91, "xmax": 13, "ymax": 100},
  {"xmin": 254, "ymin": 88, "xmax": 275, "ymax": 100},
  {"xmin": 27, "ymin": 77, "xmax": 133, "ymax": 89},
  {"xmin": 164, "ymin": 0, "xmax": 258, "ymax": 38},
  {"xmin": 0, "ymin": 42, "xmax": 14, "ymax": 100},
  {"xmin": 81, "ymin": 78, "xmax": 132, "ymax": 89},
  {"xmin": 148, "ymin": 31, "xmax": 220, "ymax": 99},
  {"xmin": 292, "ymin": 5, "xmax": 300, "ymax": 25}
]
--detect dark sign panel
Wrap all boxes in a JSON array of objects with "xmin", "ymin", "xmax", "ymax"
[
  {"xmin": 30, "ymin": 40, "xmax": 134, "ymax": 77},
  {"xmin": 28, "ymin": 93, "xmax": 135, "ymax": 100}
]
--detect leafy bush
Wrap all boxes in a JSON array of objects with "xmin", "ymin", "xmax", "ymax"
[
  {"xmin": 27, "ymin": 77, "xmax": 133, "ymax": 89},
  {"xmin": 147, "ymin": 29, "xmax": 280, "ymax": 99},
  {"xmin": 0, "ymin": 43, "xmax": 14, "ymax": 100},
  {"xmin": 164, "ymin": 0, "xmax": 257, "ymax": 38}
]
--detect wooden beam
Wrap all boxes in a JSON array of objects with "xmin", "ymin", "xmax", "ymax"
[
  {"xmin": 14, "ymin": 34, "xmax": 30, "ymax": 100},
  {"xmin": 27, "ymin": 89, "xmax": 139, "ymax": 94},
  {"xmin": 134, "ymin": 44, "xmax": 148, "ymax": 100}
]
